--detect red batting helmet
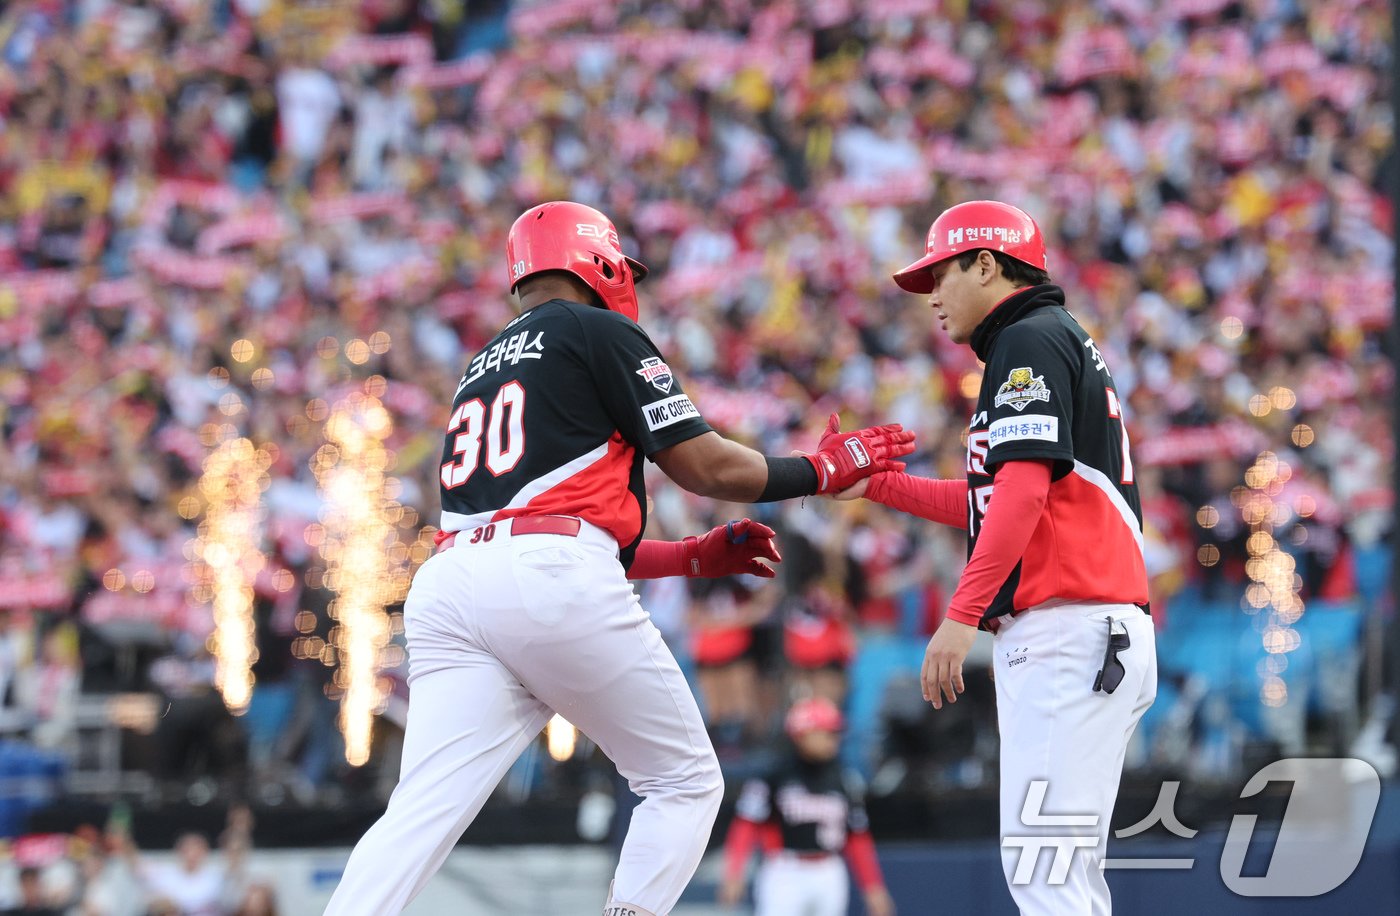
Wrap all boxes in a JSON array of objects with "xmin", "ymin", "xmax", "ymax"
[
  {"xmin": 506, "ymin": 201, "xmax": 650, "ymax": 322},
  {"xmin": 893, "ymin": 200, "xmax": 1047, "ymax": 294},
  {"xmin": 784, "ymin": 697, "xmax": 844, "ymax": 737}
]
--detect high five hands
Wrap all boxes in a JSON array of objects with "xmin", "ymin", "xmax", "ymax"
[{"xmin": 803, "ymin": 413, "xmax": 915, "ymax": 495}]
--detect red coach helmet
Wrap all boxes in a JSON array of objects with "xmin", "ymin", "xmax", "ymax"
[
  {"xmin": 506, "ymin": 201, "xmax": 650, "ymax": 322},
  {"xmin": 785, "ymin": 697, "xmax": 844, "ymax": 737},
  {"xmin": 893, "ymin": 200, "xmax": 1047, "ymax": 294}
]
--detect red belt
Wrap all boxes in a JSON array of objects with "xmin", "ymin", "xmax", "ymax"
[
  {"xmin": 792, "ymin": 852, "xmax": 836, "ymax": 862},
  {"xmin": 438, "ymin": 515, "xmax": 581, "ymax": 551}
]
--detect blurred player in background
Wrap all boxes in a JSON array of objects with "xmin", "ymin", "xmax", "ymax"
[{"xmin": 718, "ymin": 696, "xmax": 895, "ymax": 916}]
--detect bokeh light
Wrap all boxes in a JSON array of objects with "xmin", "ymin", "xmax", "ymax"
[
  {"xmin": 546, "ymin": 715, "xmax": 578, "ymax": 762},
  {"xmin": 1238, "ymin": 450, "xmax": 1308, "ymax": 707}
]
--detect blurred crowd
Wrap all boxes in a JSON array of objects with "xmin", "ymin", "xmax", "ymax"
[
  {"xmin": 0, "ymin": 805, "xmax": 276, "ymax": 916},
  {"xmin": 0, "ymin": 0, "xmax": 1395, "ymax": 822}
]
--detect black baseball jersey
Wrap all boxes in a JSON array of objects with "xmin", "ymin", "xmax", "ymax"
[
  {"xmin": 965, "ymin": 284, "xmax": 1149, "ymax": 623},
  {"xmin": 733, "ymin": 754, "xmax": 870, "ymax": 853},
  {"xmin": 437, "ymin": 299, "xmax": 712, "ymax": 567}
]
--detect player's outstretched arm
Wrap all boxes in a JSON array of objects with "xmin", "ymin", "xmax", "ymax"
[
  {"xmin": 627, "ymin": 519, "xmax": 782, "ymax": 580},
  {"xmin": 816, "ymin": 417, "xmax": 966, "ymax": 529},
  {"xmin": 855, "ymin": 471, "xmax": 969, "ymax": 529},
  {"xmin": 652, "ymin": 415, "xmax": 915, "ymax": 503}
]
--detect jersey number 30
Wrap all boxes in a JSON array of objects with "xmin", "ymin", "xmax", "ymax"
[{"xmin": 440, "ymin": 381, "xmax": 526, "ymax": 488}]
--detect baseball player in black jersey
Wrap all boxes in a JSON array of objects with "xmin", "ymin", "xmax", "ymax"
[
  {"xmin": 719, "ymin": 697, "xmax": 894, "ymax": 916},
  {"xmin": 836, "ymin": 201, "xmax": 1158, "ymax": 914},
  {"xmin": 325, "ymin": 201, "xmax": 915, "ymax": 916}
]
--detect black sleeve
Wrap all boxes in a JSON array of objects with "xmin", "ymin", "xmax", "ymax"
[
  {"xmin": 583, "ymin": 311, "xmax": 713, "ymax": 456},
  {"xmin": 982, "ymin": 322, "xmax": 1076, "ymax": 469}
]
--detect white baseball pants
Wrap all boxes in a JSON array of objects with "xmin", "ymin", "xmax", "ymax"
[
  {"xmin": 324, "ymin": 519, "xmax": 723, "ymax": 916},
  {"xmin": 993, "ymin": 601, "xmax": 1157, "ymax": 915},
  {"xmin": 753, "ymin": 852, "xmax": 848, "ymax": 916}
]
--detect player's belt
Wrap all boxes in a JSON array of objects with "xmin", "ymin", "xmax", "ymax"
[
  {"xmin": 438, "ymin": 515, "xmax": 582, "ymax": 551},
  {"xmin": 983, "ymin": 608, "xmax": 1027, "ymax": 634}
]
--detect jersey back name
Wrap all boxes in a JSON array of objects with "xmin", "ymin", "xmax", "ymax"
[{"xmin": 436, "ymin": 299, "xmax": 712, "ymax": 563}]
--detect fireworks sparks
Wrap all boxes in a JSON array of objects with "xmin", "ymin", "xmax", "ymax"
[
  {"xmin": 312, "ymin": 388, "xmax": 415, "ymax": 767},
  {"xmin": 191, "ymin": 436, "xmax": 270, "ymax": 714}
]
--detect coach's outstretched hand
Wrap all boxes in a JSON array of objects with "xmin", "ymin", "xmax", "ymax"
[
  {"xmin": 684, "ymin": 518, "xmax": 782, "ymax": 578},
  {"xmin": 805, "ymin": 413, "xmax": 916, "ymax": 495}
]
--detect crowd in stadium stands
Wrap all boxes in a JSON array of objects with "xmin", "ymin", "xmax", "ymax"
[
  {"xmin": 0, "ymin": 0, "xmax": 1394, "ymax": 829},
  {"xmin": 0, "ymin": 804, "xmax": 277, "ymax": 915}
]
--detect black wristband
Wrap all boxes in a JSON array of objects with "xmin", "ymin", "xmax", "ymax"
[{"xmin": 757, "ymin": 456, "xmax": 819, "ymax": 502}]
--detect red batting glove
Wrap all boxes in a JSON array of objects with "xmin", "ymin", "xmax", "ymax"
[
  {"xmin": 681, "ymin": 519, "xmax": 782, "ymax": 578},
  {"xmin": 805, "ymin": 413, "xmax": 916, "ymax": 495}
]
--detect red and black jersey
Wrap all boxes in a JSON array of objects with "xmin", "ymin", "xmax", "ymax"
[
  {"xmin": 733, "ymin": 753, "xmax": 871, "ymax": 854},
  {"xmin": 965, "ymin": 284, "xmax": 1149, "ymax": 622},
  {"xmin": 437, "ymin": 298, "xmax": 712, "ymax": 568}
]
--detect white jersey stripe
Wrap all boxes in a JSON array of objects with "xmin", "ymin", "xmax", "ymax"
[
  {"xmin": 439, "ymin": 441, "xmax": 610, "ymax": 532},
  {"xmin": 1070, "ymin": 460, "xmax": 1145, "ymax": 554}
]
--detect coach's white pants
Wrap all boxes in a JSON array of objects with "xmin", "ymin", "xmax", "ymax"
[
  {"xmin": 753, "ymin": 853, "xmax": 848, "ymax": 916},
  {"xmin": 994, "ymin": 601, "xmax": 1157, "ymax": 916},
  {"xmin": 324, "ymin": 520, "xmax": 723, "ymax": 916}
]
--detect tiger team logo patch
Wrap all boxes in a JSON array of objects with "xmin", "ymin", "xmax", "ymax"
[
  {"xmin": 635, "ymin": 356, "xmax": 674, "ymax": 393},
  {"xmin": 994, "ymin": 367, "xmax": 1051, "ymax": 412}
]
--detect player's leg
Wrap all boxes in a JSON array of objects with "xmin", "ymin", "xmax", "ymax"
[
  {"xmin": 809, "ymin": 857, "xmax": 851, "ymax": 916},
  {"xmin": 994, "ymin": 603, "xmax": 1157, "ymax": 915},
  {"xmin": 751, "ymin": 856, "xmax": 807, "ymax": 916},
  {"xmin": 324, "ymin": 553, "xmax": 552, "ymax": 916},
  {"xmin": 496, "ymin": 525, "xmax": 724, "ymax": 916}
]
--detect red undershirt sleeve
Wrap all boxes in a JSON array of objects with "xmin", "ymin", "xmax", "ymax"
[
  {"xmin": 625, "ymin": 539, "xmax": 686, "ymax": 579},
  {"xmin": 944, "ymin": 459, "xmax": 1053, "ymax": 627},
  {"xmin": 843, "ymin": 829, "xmax": 886, "ymax": 892},
  {"xmin": 864, "ymin": 473, "xmax": 969, "ymax": 529},
  {"xmin": 723, "ymin": 817, "xmax": 762, "ymax": 883}
]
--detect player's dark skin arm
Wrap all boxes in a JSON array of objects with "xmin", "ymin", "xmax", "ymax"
[
  {"xmin": 653, "ymin": 432, "xmax": 772, "ymax": 502},
  {"xmin": 518, "ymin": 272, "xmax": 788, "ymax": 504}
]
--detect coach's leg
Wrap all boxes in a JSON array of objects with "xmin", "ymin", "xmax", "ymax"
[
  {"xmin": 994, "ymin": 604, "xmax": 1157, "ymax": 915},
  {"xmin": 501, "ymin": 533, "xmax": 722, "ymax": 916},
  {"xmin": 1085, "ymin": 610, "xmax": 1157, "ymax": 916},
  {"xmin": 324, "ymin": 558, "xmax": 552, "ymax": 916}
]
